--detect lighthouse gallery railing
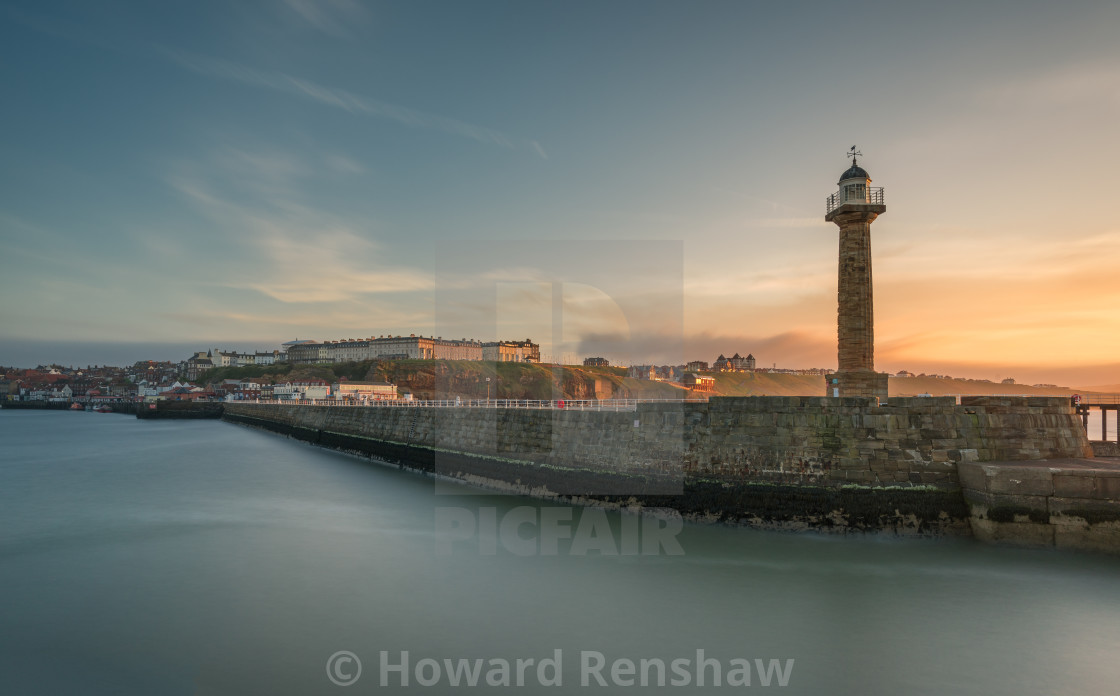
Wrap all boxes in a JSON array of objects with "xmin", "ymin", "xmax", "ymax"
[{"xmin": 826, "ymin": 186, "xmax": 884, "ymax": 214}]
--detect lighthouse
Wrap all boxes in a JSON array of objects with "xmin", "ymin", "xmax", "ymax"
[{"xmin": 824, "ymin": 148, "xmax": 888, "ymax": 400}]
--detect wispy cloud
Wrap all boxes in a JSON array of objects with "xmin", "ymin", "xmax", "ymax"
[
  {"xmin": 162, "ymin": 303, "xmax": 429, "ymax": 333},
  {"xmin": 325, "ymin": 154, "xmax": 365, "ymax": 174},
  {"xmin": 984, "ymin": 60, "xmax": 1120, "ymax": 111},
  {"xmin": 164, "ymin": 50, "xmax": 548, "ymax": 158},
  {"xmin": 281, "ymin": 0, "xmax": 368, "ymax": 38},
  {"xmin": 878, "ymin": 228, "xmax": 1120, "ymax": 281},
  {"xmin": 167, "ymin": 145, "xmax": 434, "ymax": 304},
  {"xmin": 244, "ymin": 232, "xmax": 433, "ymax": 303},
  {"xmin": 749, "ymin": 217, "xmax": 828, "ymax": 229}
]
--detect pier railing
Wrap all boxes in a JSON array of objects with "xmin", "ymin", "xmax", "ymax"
[
  {"xmin": 241, "ymin": 398, "xmax": 706, "ymax": 411},
  {"xmin": 1079, "ymin": 395, "xmax": 1120, "ymax": 405},
  {"xmin": 1073, "ymin": 398, "xmax": 1120, "ymax": 443}
]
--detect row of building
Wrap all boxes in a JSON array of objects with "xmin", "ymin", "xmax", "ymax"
[
  {"xmin": 585, "ymin": 353, "xmax": 758, "ymax": 373},
  {"xmin": 182, "ymin": 337, "xmax": 543, "ymax": 380},
  {"xmin": 1, "ymin": 362, "xmax": 181, "ymax": 402},
  {"xmin": 283, "ymin": 336, "xmax": 540, "ymax": 365},
  {"xmin": 578, "ymin": 353, "xmax": 757, "ymax": 395},
  {"xmin": 183, "ymin": 350, "xmax": 285, "ymax": 381},
  {"xmin": 707, "ymin": 353, "xmax": 757, "ymax": 372},
  {"xmin": 93, "ymin": 379, "xmax": 402, "ymax": 403},
  {"xmin": 213, "ymin": 379, "xmax": 400, "ymax": 402}
]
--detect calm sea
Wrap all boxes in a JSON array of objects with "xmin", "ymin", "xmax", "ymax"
[{"xmin": 2, "ymin": 409, "xmax": 1119, "ymax": 695}]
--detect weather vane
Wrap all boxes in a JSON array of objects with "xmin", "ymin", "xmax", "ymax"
[{"xmin": 847, "ymin": 145, "xmax": 861, "ymax": 166}]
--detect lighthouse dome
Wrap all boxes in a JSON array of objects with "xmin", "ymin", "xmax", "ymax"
[{"xmin": 838, "ymin": 164, "xmax": 870, "ymax": 184}]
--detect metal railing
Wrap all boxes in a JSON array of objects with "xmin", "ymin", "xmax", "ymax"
[
  {"xmin": 826, "ymin": 186, "xmax": 884, "ymax": 214},
  {"xmin": 242, "ymin": 398, "xmax": 706, "ymax": 411},
  {"xmin": 1078, "ymin": 394, "xmax": 1120, "ymax": 405},
  {"xmin": 890, "ymin": 394, "xmax": 1120, "ymax": 406}
]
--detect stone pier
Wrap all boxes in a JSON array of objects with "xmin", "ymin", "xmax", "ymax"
[
  {"xmin": 961, "ymin": 458, "xmax": 1120, "ymax": 553},
  {"xmin": 220, "ymin": 396, "xmax": 1103, "ymax": 542}
]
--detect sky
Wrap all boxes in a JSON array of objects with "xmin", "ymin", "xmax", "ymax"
[{"xmin": 2, "ymin": 0, "xmax": 1120, "ymax": 386}]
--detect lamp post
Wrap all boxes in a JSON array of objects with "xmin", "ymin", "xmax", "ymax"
[{"xmin": 486, "ymin": 377, "xmax": 491, "ymax": 403}]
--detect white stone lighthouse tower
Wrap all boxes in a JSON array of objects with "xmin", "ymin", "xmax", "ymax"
[{"xmin": 824, "ymin": 148, "xmax": 888, "ymax": 400}]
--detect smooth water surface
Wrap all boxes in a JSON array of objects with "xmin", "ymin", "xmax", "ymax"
[{"xmin": 2, "ymin": 410, "xmax": 1119, "ymax": 695}]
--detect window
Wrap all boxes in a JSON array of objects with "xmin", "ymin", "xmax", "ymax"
[{"xmin": 845, "ymin": 184, "xmax": 865, "ymax": 202}]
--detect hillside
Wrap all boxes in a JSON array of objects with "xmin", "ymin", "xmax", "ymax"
[
  {"xmin": 201, "ymin": 360, "xmax": 688, "ymax": 400},
  {"xmin": 889, "ymin": 376, "xmax": 1084, "ymax": 398},
  {"xmin": 1075, "ymin": 383, "xmax": 1120, "ymax": 394},
  {"xmin": 706, "ymin": 371, "xmax": 826, "ymax": 396},
  {"xmin": 198, "ymin": 360, "xmax": 1111, "ymax": 400},
  {"xmin": 704, "ymin": 372, "xmax": 1095, "ymax": 398}
]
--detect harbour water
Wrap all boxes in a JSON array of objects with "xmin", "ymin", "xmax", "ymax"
[
  {"xmin": 2, "ymin": 409, "xmax": 1119, "ymax": 695},
  {"xmin": 1085, "ymin": 409, "xmax": 1118, "ymax": 442}
]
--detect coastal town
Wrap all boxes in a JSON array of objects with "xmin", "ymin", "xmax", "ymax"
[
  {"xmin": 0, "ymin": 330, "xmax": 830, "ymax": 404},
  {"xmin": 1, "ymin": 332, "xmax": 1054, "ymax": 406},
  {"xmin": 6, "ymin": 4, "xmax": 1120, "ymax": 694}
]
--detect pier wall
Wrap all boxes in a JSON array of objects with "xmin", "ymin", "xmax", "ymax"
[
  {"xmin": 1092, "ymin": 441, "xmax": 1120, "ymax": 457},
  {"xmin": 221, "ymin": 396, "xmax": 1090, "ymax": 536},
  {"xmin": 961, "ymin": 460, "xmax": 1120, "ymax": 554},
  {"xmin": 135, "ymin": 401, "xmax": 221, "ymax": 419},
  {"xmin": 1, "ymin": 401, "xmax": 137, "ymax": 414}
]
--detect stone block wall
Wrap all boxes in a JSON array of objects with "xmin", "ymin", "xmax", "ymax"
[
  {"xmin": 681, "ymin": 396, "xmax": 1090, "ymax": 487},
  {"xmin": 960, "ymin": 461, "xmax": 1120, "ymax": 553},
  {"xmin": 1092, "ymin": 442, "xmax": 1120, "ymax": 457},
  {"xmin": 224, "ymin": 395, "xmax": 1090, "ymax": 492},
  {"xmin": 222, "ymin": 402, "xmax": 685, "ymax": 494},
  {"xmin": 824, "ymin": 371, "xmax": 888, "ymax": 400},
  {"xmin": 220, "ymin": 396, "xmax": 1091, "ymax": 536}
]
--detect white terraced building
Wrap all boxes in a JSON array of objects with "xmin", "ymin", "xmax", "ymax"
[
  {"xmin": 284, "ymin": 335, "xmax": 538, "ymax": 364},
  {"xmin": 333, "ymin": 381, "xmax": 398, "ymax": 400}
]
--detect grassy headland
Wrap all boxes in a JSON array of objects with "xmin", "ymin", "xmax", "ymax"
[
  {"xmin": 199, "ymin": 361, "xmax": 1098, "ymax": 400},
  {"xmin": 199, "ymin": 360, "xmax": 687, "ymax": 400}
]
